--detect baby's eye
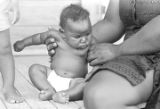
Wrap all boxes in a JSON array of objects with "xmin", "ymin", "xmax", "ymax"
[
  {"xmin": 86, "ymin": 32, "xmax": 91, "ymax": 36},
  {"xmin": 75, "ymin": 35, "xmax": 81, "ymax": 38}
]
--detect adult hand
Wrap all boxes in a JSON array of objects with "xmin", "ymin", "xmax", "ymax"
[
  {"xmin": 45, "ymin": 36, "xmax": 57, "ymax": 57},
  {"xmin": 45, "ymin": 26, "xmax": 61, "ymax": 57},
  {"xmin": 88, "ymin": 43, "xmax": 121, "ymax": 66}
]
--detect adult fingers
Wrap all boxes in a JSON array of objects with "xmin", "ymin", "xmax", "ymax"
[
  {"xmin": 48, "ymin": 50, "xmax": 55, "ymax": 56},
  {"xmin": 45, "ymin": 37, "xmax": 56, "ymax": 45},
  {"xmin": 48, "ymin": 25, "xmax": 56, "ymax": 31},
  {"xmin": 47, "ymin": 43, "xmax": 57, "ymax": 56},
  {"xmin": 87, "ymin": 49, "xmax": 97, "ymax": 62},
  {"xmin": 89, "ymin": 44, "xmax": 97, "ymax": 51},
  {"xmin": 89, "ymin": 58, "xmax": 102, "ymax": 66},
  {"xmin": 47, "ymin": 43, "xmax": 57, "ymax": 51}
]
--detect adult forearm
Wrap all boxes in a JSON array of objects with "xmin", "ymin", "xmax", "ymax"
[
  {"xmin": 119, "ymin": 16, "xmax": 160, "ymax": 56},
  {"xmin": 92, "ymin": 19, "xmax": 124, "ymax": 44},
  {"xmin": 119, "ymin": 34, "xmax": 160, "ymax": 56}
]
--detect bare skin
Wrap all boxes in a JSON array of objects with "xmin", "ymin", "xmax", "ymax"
[
  {"xmin": 0, "ymin": 0, "xmax": 24, "ymax": 103},
  {"xmin": 0, "ymin": 29, "xmax": 24, "ymax": 103},
  {"xmin": 46, "ymin": 0, "xmax": 160, "ymax": 108},
  {"xmin": 84, "ymin": 0, "xmax": 160, "ymax": 108},
  {"xmin": 14, "ymin": 18, "xmax": 92, "ymax": 103}
]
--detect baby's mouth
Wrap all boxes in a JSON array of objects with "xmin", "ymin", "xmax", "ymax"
[{"xmin": 79, "ymin": 43, "xmax": 89, "ymax": 49}]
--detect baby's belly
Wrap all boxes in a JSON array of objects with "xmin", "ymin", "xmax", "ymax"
[{"xmin": 50, "ymin": 53, "xmax": 88, "ymax": 78}]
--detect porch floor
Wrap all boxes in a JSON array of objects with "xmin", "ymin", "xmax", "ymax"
[{"xmin": 0, "ymin": 55, "xmax": 84, "ymax": 109}]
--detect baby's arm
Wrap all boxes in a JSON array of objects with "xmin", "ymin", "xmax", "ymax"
[{"xmin": 14, "ymin": 31, "xmax": 52, "ymax": 52}]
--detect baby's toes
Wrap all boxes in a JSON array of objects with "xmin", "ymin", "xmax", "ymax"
[
  {"xmin": 7, "ymin": 96, "xmax": 16, "ymax": 104},
  {"xmin": 15, "ymin": 97, "xmax": 24, "ymax": 103},
  {"xmin": 7, "ymin": 96, "xmax": 24, "ymax": 104},
  {"xmin": 39, "ymin": 92, "xmax": 47, "ymax": 101},
  {"xmin": 52, "ymin": 92, "xmax": 69, "ymax": 104},
  {"xmin": 39, "ymin": 90, "xmax": 53, "ymax": 101}
]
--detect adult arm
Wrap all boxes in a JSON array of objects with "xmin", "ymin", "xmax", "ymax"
[
  {"xmin": 89, "ymin": 14, "xmax": 160, "ymax": 66},
  {"xmin": 88, "ymin": 0, "xmax": 126, "ymax": 65},
  {"xmin": 119, "ymin": 15, "xmax": 160, "ymax": 55},
  {"xmin": 92, "ymin": 0, "xmax": 125, "ymax": 43}
]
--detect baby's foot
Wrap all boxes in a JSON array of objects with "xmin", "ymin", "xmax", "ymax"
[
  {"xmin": 3, "ymin": 87, "xmax": 24, "ymax": 104},
  {"xmin": 52, "ymin": 91, "xmax": 69, "ymax": 104},
  {"xmin": 39, "ymin": 89, "xmax": 55, "ymax": 101}
]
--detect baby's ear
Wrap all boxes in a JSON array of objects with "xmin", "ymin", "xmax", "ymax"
[
  {"xmin": 59, "ymin": 28, "xmax": 64, "ymax": 33},
  {"xmin": 59, "ymin": 28, "xmax": 66, "ymax": 39}
]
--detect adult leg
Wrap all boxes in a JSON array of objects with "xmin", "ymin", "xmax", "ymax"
[
  {"xmin": 83, "ymin": 70, "xmax": 154, "ymax": 109},
  {"xmin": 29, "ymin": 64, "xmax": 56, "ymax": 100},
  {"xmin": 0, "ymin": 29, "xmax": 24, "ymax": 103}
]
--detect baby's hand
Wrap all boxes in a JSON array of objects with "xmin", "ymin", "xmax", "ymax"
[
  {"xmin": 52, "ymin": 91, "xmax": 69, "ymax": 104},
  {"xmin": 13, "ymin": 41, "xmax": 25, "ymax": 52}
]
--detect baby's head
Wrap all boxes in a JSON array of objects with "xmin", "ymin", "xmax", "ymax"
[{"xmin": 59, "ymin": 4, "xmax": 92, "ymax": 49}]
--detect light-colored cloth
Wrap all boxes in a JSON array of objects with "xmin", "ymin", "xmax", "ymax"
[
  {"xmin": 0, "ymin": 0, "xmax": 11, "ymax": 31},
  {"xmin": 47, "ymin": 70, "xmax": 72, "ymax": 91}
]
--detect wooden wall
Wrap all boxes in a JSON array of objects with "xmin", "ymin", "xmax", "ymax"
[{"xmin": 11, "ymin": 0, "xmax": 80, "ymax": 55}]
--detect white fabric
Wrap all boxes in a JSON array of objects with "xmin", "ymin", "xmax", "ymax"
[
  {"xmin": 47, "ymin": 70, "xmax": 72, "ymax": 91},
  {"xmin": 0, "ymin": 0, "xmax": 11, "ymax": 31}
]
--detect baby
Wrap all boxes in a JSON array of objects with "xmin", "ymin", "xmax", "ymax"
[{"xmin": 14, "ymin": 4, "xmax": 92, "ymax": 103}]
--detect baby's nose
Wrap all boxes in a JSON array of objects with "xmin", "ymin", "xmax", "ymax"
[{"xmin": 80, "ymin": 37, "xmax": 87, "ymax": 43}]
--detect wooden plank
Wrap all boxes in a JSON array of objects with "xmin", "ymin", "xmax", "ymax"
[
  {"xmin": 75, "ymin": 101, "xmax": 84, "ymax": 109},
  {"xmin": 2, "ymin": 102, "xmax": 30, "ymax": 109},
  {"xmin": 15, "ymin": 63, "xmax": 81, "ymax": 109},
  {"xmin": 0, "ymin": 72, "xmax": 30, "ymax": 109},
  {"xmin": 14, "ymin": 56, "xmax": 56, "ymax": 108},
  {"xmin": 0, "ymin": 74, "xmax": 7, "ymax": 109},
  {"xmin": 10, "ymin": 26, "xmax": 50, "ymax": 44},
  {"xmin": 0, "ymin": 99, "xmax": 7, "ymax": 109},
  {"xmin": 15, "ymin": 68, "xmax": 56, "ymax": 109},
  {"xmin": 17, "ymin": 0, "xmax": 80, "ymax": 26},
  {"xmin": 15, "ymin": 62, "xmax": 81, "ymax": 109},
  {"xmin": 50, "ymin": 101, "xmax": 80, "ymax": 109},
  {"xmin": 14, "ymin": 55, "xmax": 50, "ymax": 83},
  {"xmin": 14, "ymin": 56, "xmax": 83, "ymax": 109}
]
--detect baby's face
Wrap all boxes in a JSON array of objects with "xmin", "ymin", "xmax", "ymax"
[{"xmin": 62, "ymin": 18, "xmax": 92, "ymax": 49}]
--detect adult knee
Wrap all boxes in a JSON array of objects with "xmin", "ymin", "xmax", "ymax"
[
  {"xmin": 83, "ymin": 82, "xmax": 122, "ymax": 109},
  {"xmin": 83, "ymin": 83, "xmax": 111, "ymax": 109},
  {"xmin": 84, "ymin": 84, "xmax": 102, "ymax": 101}
]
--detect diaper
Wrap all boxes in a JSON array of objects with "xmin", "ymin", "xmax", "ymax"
[{"xmin": 47, "ymin": 70, "xmax": 72, "ymax": 91}]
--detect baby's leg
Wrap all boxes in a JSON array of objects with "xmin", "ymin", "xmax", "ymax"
[
  {"xmin": 83, "ymin": 70, "xmax": 154, "ymax": 109},
  {"xmin": 29, "ymin": 64, "xmax": 56, "ymax": 100},
  {"xmin": 0, "ymin": 29, "xmax": 24, "ymax": 103},
  {"xmin": 52, "ymin": 78, "xmax": 86, "ymax": 104}
]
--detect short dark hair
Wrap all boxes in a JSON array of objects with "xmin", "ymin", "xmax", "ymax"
[{"xmin": 60, "ymin": 4, "xmax": 90, "ymax": 29}]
